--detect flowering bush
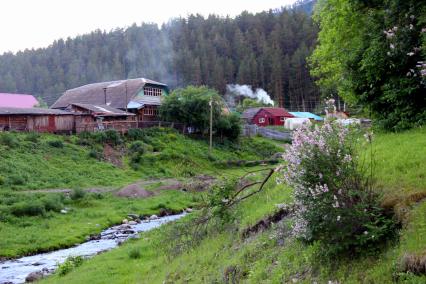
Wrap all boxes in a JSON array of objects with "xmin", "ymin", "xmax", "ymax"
[{"xmin": 283, "ymin": 122, "xmax": 396, "ymax": 256}]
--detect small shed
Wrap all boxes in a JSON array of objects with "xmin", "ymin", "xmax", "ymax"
[
  {"xmin": 247, "ymin": 108, "xmax": 294, "ymax": 126},
  {"xmin": 66, "ymin": 103, "xmax": 136, "ymax": 133},
  {"xmin": 0, "ymin": 107, "xmax": 74, "ymax": 133},
  {"xmin": 289, "ymin": 112, "xmax": 323, "ymax": 121}
]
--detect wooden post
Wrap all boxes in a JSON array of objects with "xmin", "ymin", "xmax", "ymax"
[{"xmin": 209, "ymin": 99, "xmax": 213, "ymax": 154}]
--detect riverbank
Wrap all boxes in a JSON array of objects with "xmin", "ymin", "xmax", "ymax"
[{"xmin": 0, "ymin": 213, "xmax": 187, "ymax": 284}]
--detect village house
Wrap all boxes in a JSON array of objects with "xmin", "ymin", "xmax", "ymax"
[
  {"xmin": 0, "ymin": 93, "xmax": 39, "ymax": 108},
  {"xmin": 51, "ymin": 78, "xmax": 168, "ymax": 122},
  {"xmin": 242, "ymin": 107, "xmax": 294, "ymax": 126}
]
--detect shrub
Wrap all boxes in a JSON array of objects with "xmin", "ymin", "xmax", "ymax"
[
  {"xmin": 129, "ymin": 141, "xmax": 147, "ymax": 155},
  {"xmin": 282, "ymin": 122, "xmax": 396, "ymax": 256},
  {"xmin": 48, "ymin": 140, "xmax": 64, "ymax": 148},
  {"xmin": 41, "ymin": 195, "xmax": 63, "ymax": 212},
  {"xmin": 7, "ymin": 174, "xmax": 28, "ymax": 186},
  {"xmin": 127, "ymin": 128, "xmax": 144, "ymax": 141},
  {"xmin": 25, "ymin": 132, "xmax": 40, "ymax": 143},
  {"xmin": 91, "ymin": 131, "xmax": 107, "ymax": 144},
  {"xmin": 214, "ymin": 113, "xmax": 241, "ymax": 141},
  {"xmin": 0, "ymin": 133, "xmax": 19, "ymax": 147},
  {"xmin": 11, "ymin": 201, "xmax": 46, "ymax": 217},
  {"xmin": 104, "ymin": 129, "xmax": 122, "ymax": 145},
  {"xmin": 128, "ymin": 247, "xmax": 141, "ymax": 259},
  {"xmin": 57, "ymin": 256, "xmax": 84, "ymax": 276},
  {"xmin": 70, "ymin": 188, "xmax": 86, "ymax": 200},
  {"xmin": 88, "ymin": 145, "xmax": 103, "ymax": 160}
]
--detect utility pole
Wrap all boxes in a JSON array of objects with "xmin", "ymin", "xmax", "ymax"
[
  {"xmin": 125, "ymin": 81, "xmax": 128, "ymax": 112},
  {"xmin": 209, "ymin": 99, "xmax": 213, "ymax": 154}
]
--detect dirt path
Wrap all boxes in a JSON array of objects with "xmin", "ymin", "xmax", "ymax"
[
  {"xmin": 115, "ymin": 178, "xmax": 182, "ymax": 198},
  {"xmin": 18, "ymin": 187, "xmax": 115, "ymax": 194},
  {"xmin": 18, "ymin": 175, "xmax": 217, "ymax": 198}
]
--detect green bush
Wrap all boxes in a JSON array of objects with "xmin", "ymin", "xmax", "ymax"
[
  {"xmin": 214, "ymin": 113, "xmax": 241, "ymax": 142},
  {"xmin": 10, "ymin": 201, "xmax": 46, "ymax": 217},
  {"xmin": 70, "ymin": 188, "xmax": 86, "ymax": 200},
  {"xmin": 128, "ymin": 247, "xmax": 141, "ymax": 259},
  {"xmin": 129, "ymin": 141, "xmax": 147, "ymax": 155},
  {"xmin": 48, "ymin": 140, "xmax": 64, "ymax": 148},
  {"xmin": 127, "ymin": 128, "xmax": 144, "ymax": 141},
  {"xmin": 0, "ymin": 133, "xmax": 19, "ymax": 147},
  {"xmin": 41, "ymin": 195, "xmax": 63, "ymax": 212},
  {"xmin": 88, "ymin": 145, "xmax": 103, "ymax": 160},
  {"xmin": 7, "ymin": 174, "xmax": 28, "ymax": 186},
  {"xmin": 25, "ymin": 132, "xmax": 40, "ymax": 143},
  {"xmin": 104, "ymin": 129, "xmax": 122, "ymax": 145},
  {"xmin": 57, "ymin": 256, "xmax": 84, "ymax": 276}
]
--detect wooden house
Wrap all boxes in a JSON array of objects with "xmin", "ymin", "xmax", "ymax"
[
  {"xmin": 242, "ymin": 107, "xmax": 294, "ymax": 126},
  {"xmin": 0, "ymin": 107, "xmax": 74, "ymax": 133},
  {"xmin": 51, "ymin": 78, "xmax": 168, "ymax": 122}
]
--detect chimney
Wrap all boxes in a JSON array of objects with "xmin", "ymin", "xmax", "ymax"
[{"xmin": 103, "ymin": 87, "xmax": 107, "ymax": 104}]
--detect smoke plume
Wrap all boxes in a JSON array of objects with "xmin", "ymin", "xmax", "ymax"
[{"xmin": 226, "ymin": 84, "xmax": 274, "ymax": 106}]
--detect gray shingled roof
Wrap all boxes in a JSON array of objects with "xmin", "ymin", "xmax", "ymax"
[
  {"xmin": 70, "ymin": 103, "xmax": 135, "ymax": 116},
  {"xmin": 51, "ymin": 78, "xmax": 167, "ymax": 109},
  {"xmin": 0, "ymin": 107, "xmax": 72, "ymax": 115},
  {"xmin": 241, "ymin": 108, "xmax": 261, "ymax": 120}
]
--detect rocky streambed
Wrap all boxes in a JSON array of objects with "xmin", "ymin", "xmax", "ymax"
[{"xmin": 0, "ymin": 213, "xmax": 186, "ymax": 284}]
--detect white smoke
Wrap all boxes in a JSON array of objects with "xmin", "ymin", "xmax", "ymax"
[{"xmin": 226, "ymin": 84, "xmax": 274, "ymax": 106}]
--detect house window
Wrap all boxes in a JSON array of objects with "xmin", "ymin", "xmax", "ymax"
[
  {"xmin": 143, "ymin": 87, "xmax": 162, "ymax": 96},
  {"xmin": 259, "ymin": 117, "xmax": 265, "ymax": 123},
  {"xmin": 143, "ymin": 106, "xmax": 159, "ymax": 116},
  {"xmin": 280, "ymin": 117, "xmax": 285, "ymax": 122}
]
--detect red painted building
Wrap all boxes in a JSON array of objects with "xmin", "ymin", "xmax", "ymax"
[{"xmin": 247, "ymin": 107, "xmax": 294, "ymax": 126}]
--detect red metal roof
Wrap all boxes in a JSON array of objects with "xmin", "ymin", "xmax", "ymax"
[
  {"xmin": 0, "ymin": 93, "xmax": 38, "ymax": 108},
  {"xmin": 261, "ymin": 107, "xmax": 294, "ymax": 117}
]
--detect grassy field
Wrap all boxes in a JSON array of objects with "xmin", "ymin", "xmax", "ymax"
[
  {"xmin": 0, "ymin": 128, "xmax": 281, "ymax": 258},
  {"xmin": 40, "ymin": 126, "xmax": 426, "ymax": 283}
]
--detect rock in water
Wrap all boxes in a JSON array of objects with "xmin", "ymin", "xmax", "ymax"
[
  {"xmin": 149, "ymin": 214, "xmax": 158, "ymax": 220},
  {"xmin": 25, "ymin": 271, "xmax": 44, "ymax": 282},
  {"xmin": 128, "ymin": 221, "xmax": 137, "ymax": 225},
  {"xmin": 122, "ymin": 219, "xmax": 129, "ymax": 224},
  {"xmin": 127, "ymin": 214, "xmax": 139, "ymax": 220}
]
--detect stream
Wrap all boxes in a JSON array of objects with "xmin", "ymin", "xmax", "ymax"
[{"xmin": 0, "ymin": 213, "xmax": 186, "ymax": 284}]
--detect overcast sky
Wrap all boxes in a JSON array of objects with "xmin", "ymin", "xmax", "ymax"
[{"xmin": 0, "ymin": 0, "xmax": 297, "ymax": 54}]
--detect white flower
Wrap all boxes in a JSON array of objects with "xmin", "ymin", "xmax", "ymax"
[
  {"xmin": 407, "ymin": 52, "xmax": 415, "ymax": 56},
  {"xmin": 337, "ymin": 215, "xmax": 341, "ymax": 221},
  {"xmin": 364, "ymin": 231, "xmax": 368, "ymax": 235}
]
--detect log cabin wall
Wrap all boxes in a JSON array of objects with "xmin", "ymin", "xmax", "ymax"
[{"xmin": 0, "ymin": 115, "xmax": 27, "ymax": 131}]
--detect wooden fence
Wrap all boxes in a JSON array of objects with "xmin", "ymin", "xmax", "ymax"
[{"xmin": 75, "ymin": 120, "xmax": 187, "ymax": 134}]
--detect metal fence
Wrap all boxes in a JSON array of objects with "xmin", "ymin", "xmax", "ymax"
[{"xmin": 242, "ymin": 124, "xmax": 292, "ymax": 141}]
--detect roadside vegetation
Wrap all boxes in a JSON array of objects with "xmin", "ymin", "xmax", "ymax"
[{"xmin": 41, "ymin": 126, "xmax": 426, "ymax": 283}]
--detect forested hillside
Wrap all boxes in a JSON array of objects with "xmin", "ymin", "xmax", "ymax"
[{"xmin": 0, "ymin": 4, "xmax": 319, "ymax": 111}]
